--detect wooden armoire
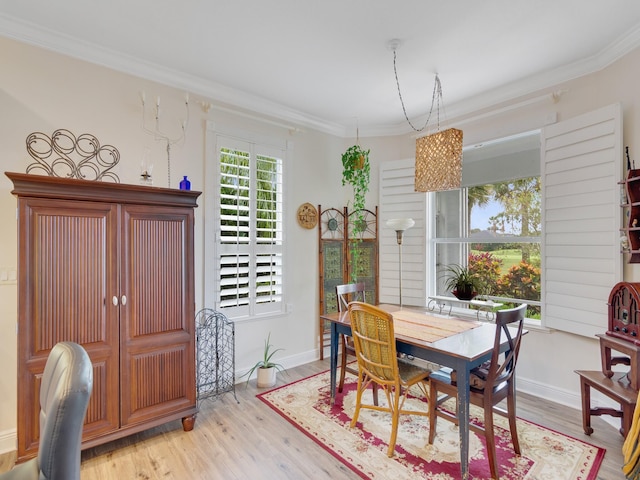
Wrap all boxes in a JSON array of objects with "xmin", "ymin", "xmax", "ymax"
[{"xmin": 7, "ymin": 172, "xmax": 201, "ymax": 462}]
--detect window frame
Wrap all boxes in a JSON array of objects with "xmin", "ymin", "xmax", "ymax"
[
  {"xmin": 205, "ymin": 122, "xmax": 290, "ymax": 321},
  {"xmin": 430, "ymin": 179, "xmax": 542, "ymax": 319}
]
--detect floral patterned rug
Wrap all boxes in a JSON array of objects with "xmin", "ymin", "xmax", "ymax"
[{"xmin": 257, "ymin": 370, "xmax": 604, "ymax": 480}]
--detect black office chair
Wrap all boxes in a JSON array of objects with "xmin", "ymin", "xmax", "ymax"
[{"xmin": 1, "ymin": 342, "xmax": 93, "ymax": 480}]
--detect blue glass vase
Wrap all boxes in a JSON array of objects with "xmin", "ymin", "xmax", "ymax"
[{"xmin": 179, "ymin": 175, "xmax": 191, "ymax": 191}]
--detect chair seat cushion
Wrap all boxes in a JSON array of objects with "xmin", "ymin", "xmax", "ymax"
[
  {"xmin": 397, "ymin": 358, "xmax": 432, "ymax": 384},
  {"xmin": 448, "ymin": 362, "xmax": 491, "ymax": 390}
]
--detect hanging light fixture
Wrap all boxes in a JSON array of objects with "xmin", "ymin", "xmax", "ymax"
[{"xmin": 390, "ymin": 40, "xmax": 463, "ymax": 192}]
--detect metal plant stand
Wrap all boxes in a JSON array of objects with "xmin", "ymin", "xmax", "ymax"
[{"xmin": 196, "ymin": 308, "xmax": 238, "ymax": 406}]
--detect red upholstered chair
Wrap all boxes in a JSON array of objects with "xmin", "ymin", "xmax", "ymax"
[{"xmin": 428, "ymin": 303, "xmax": 527, "ymax": 480}]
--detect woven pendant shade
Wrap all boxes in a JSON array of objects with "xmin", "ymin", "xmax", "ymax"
[{"xmin": 414, "ymin": 128, "xmax": 463, "ymax": 192}]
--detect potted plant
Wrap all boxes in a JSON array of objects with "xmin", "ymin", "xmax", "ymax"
[
  {"xmin": 341, "ymin": 145, "xmax": 371, "ymax": 281},
  {"xmin": 243, "ymin": 333, "xmax": 285, "ymax": 388},
  {"xmin": 341, "ymin": 144, "xmax": 371, "ymax": 221},
  {"xmin": 443, "ymin": 264, "xmax": 480, "ymax": 300}
]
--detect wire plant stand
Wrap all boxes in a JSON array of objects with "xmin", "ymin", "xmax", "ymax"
[{"xmin": 196, "ymin": 308, "xmax": 239, "ymax": 406}]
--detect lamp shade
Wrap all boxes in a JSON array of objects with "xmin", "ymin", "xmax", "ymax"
[
  {"xmin": 386, "ymin": 218, "xmax": 415, "ymax": 232},
  {"xmin": 415, "ymin": 128, "xmax": 463, "ymax": 192}
]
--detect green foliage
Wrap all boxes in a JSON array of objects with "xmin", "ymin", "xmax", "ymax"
[
  {"xmin": 468, "ymin": 252, "xmax": 502, "ymax": 296},
  {"xmin": 341, "ymin": 145, "xmax": 371, "ymax": 281},
  {"xmin": 496, "ymin": 261, "xmax": 541, "ymax": 302},
  {"xmin": 242, "ymin": 333, "xmax": 285, "ymax": 384},
  {"xmin": 443, "ymin": 264, "xmax": 481, "ymax": 293}
]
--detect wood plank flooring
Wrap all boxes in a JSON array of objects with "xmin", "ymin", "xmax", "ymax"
[{"xmin": 0, "ymin": 359, "xmax": 627, "ymax": 479}]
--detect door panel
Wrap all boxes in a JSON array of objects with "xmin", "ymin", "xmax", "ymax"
[
  {"xmin": 17, "ymin": 199, "xmax": 120, "ymax": 459},
  {"xmin": 119, "ymin": 205, "xmax": 196, "ymax": 426}
]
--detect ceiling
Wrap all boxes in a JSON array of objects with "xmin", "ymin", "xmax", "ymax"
[{"xmin": 2, "ymin": 1, "xmax": 640, "ymax": 137}]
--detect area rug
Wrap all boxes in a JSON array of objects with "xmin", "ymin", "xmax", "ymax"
[{"xmin": 257, "ymin": 370, "xmax": 605, "ymax": 480}]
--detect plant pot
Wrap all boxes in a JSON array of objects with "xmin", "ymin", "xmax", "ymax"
[
  {"xmin": 452, "ymin": 288, "xmax": 477, "ymax": 301},
  {"xmin": 257, "ymin": 366, "xmax": 277, "ymax": 388}
]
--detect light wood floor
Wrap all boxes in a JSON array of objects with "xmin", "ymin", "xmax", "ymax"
[{"xmin": 0, "ymin": 359, "xmax": 627, "ymax": 479}]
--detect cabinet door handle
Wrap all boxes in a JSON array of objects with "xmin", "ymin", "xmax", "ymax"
[
  {"xmin": 112, "ymin": 296, "xmax": 119, "ymax": 306},
  {"xmin": 121, "ymin": 295, "xmax": 127, "ymax": 306}
]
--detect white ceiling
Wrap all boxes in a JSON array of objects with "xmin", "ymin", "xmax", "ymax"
[{"xmin": 2, "ymin": 0, "xmax": 640, "ymax": 137}]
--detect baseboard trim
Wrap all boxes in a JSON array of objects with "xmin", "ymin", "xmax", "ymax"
[
  {"xmin": 517, "ymin": 375, "xmax": 621, "ymax": 430},
  {"xmin": 0, "ymin": 428, "xmax": 16, "ymax": 455}
]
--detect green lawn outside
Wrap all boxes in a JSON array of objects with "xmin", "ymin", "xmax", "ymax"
[{"xmin": 471, "ymin": 248, "xmax": 540, "ymax": 275}]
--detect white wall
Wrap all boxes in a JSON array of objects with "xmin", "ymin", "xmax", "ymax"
[
  {"xmin": 452, "ymin": 47, "xmax": 640, "ymax": 412},
  {"xmin": 1, "ymin": 34, "xmax": 640, "ymax": 452}
]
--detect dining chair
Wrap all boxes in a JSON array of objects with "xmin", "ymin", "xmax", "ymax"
[
  {"xmin": 427, "ymin": 303, "xmax": 527, "ymax": 480},
  {"xmin": 335, "ymin": 283, "xmax": 369, "ymax": 395},
  {"xmin": 348, "ymin": 301, "xmax": 433, "ymax": 457}
]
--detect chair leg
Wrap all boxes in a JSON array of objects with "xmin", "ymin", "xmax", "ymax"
[
  {"xmin": 428, "ymin": 381, "xmax": 438, "ymax": 444},
  {"xmin": 350, "ymin": 374, "xmax": 366, "ymax": 428},
  {"xmin": 507, "ymin": 386, "xmax": 520, "ymax": 454},
  {"xmin": 387, "ymin": 388, "xmax": 402, "ymax": 457},
  {"xmin": 484, "ymin": 407, "xmax": 500, "ymax": 480},
  {"xmin": 338, "ymin": 335, "xmax": 347, "ymax": 393}
]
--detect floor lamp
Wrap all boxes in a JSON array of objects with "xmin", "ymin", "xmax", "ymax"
[{"xmin": 386, "ymin": 218, "xmax": 415, "ymax": 308}]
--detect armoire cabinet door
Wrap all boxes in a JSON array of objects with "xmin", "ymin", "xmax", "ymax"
[
  {"xmin": 119, "ymin": 204, "xmax": 196, "ymax": 426},
  {"xmin": 17, "ymin": 198, "xmax": 120, "ymax": 459},
  {"xmin": 9, "ymin": 171, "xmax": 200, "ymax": 462}
]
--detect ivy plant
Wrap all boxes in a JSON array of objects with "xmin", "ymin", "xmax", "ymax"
[{"xmin": 341, "ymin": 145, "xmax": 371, "ymax": 281}]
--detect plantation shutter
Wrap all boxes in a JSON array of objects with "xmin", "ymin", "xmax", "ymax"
[
  {"xmin": 379, "ymin": 158, "xmax": 428, "ymax": 307},
  {"xmin": 541, "ymin": 103, "xmax": 622, "ymax": 337},
  {"xmin": 214, "ymin": 133, "xmax": 285, "ymax": 319}
]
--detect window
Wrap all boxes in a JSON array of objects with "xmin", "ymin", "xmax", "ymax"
[
  {"xmin": 433, "ymin": 177, "xmax": 542, "ymax": 318},
  {"xmin": 212, "ymin": 131, "xmax": 286, "ymax": 320}
]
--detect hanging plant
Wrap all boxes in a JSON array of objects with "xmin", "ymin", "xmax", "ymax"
[
  {"xmin": 341, "ymin": 145, "xmax": 371, "ymax": 227},
  {"xmin": 341, "ymin": 145, "xmax": 371, "ymax": 282}
]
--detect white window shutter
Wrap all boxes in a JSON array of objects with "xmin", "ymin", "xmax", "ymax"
[
  {"xmin": 542, "ymin": 103, "xmax": 622, "ymax": 337},
  {"xmin": 379, "ymin": 158, "xmax": 427, "ymax": 307}
]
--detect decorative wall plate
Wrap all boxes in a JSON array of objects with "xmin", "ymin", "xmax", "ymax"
[{"xmin": 297, "ymin": 202, "xmax": 318, "ymax": 229}]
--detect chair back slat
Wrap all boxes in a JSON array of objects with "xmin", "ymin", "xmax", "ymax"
[
  {"xmin": 486, "ymin": 304, "xmax": 527, "ymax": 387},
  {"xmin": 336, "ymin": 283, "xmax": 366, "ymax": 313}
]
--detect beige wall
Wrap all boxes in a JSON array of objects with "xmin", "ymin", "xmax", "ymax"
[{"xmin": 1, "ymin": 34, "xmax": 640, "ymax": 451}]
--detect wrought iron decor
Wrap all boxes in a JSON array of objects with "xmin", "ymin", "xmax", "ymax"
[
  {"xmin": 26, "ymin": 129, "xmax": 120, "ymax": 182},
  {"xmin": 196, "ymin": 308, "xmax": 239, "ymax": 406}
]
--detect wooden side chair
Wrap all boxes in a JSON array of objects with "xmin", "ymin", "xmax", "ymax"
[
  {"xmin": 336, "ymin": 283, "xmax": 366, "ymax": 392},
  {"xmin": 348, "ymin": 301, "xmax": 433, "ymax": 457},
  {"xmin": 428, "ymin": 303, "xmax": 527, "ymax": 480}
]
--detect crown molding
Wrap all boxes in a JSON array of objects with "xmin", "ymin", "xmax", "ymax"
[{"xmin": 3, "ymin": 12, "xmax": 640, "ymax": 139}]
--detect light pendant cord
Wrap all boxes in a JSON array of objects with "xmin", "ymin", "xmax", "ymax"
[{"xmin": 393, "ymin": 49, "xmax": 444, "ymax": 133}]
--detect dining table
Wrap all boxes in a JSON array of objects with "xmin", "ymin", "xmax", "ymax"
[{"xmin": 321, "ymin": 303, "xmax": 520, "ymax": 480}]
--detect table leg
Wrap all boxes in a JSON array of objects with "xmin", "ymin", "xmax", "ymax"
[
  {"xmin": 456, "ymin": 363, "xmax": 471, "ymax": 479},
  {"xmin": 330, "ymin": 321, "xmax": 338, "ymax": 405}
]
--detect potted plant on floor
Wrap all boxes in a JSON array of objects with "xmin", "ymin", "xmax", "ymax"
[
  {"xmin": 443, "ymin": 264, "xmax": 480, "ymax": 300},
  {"xmin": 243, "ymin": 333, "xmax": 285, "ymax": 388}
]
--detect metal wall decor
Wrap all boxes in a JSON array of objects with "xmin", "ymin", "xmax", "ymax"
[
  {"xmin": 25, "ymin": 129, "xmax": 120, "ymax": 182},
  {"xmin": 140, "ymin": 91, "xmax": 189, "ymax": 187},
  {"xmin": 196, "ymin": 308, "xmax": 238, "ymax": 406}
]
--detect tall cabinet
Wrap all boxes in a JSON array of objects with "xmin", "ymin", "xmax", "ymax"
[
  {"xmin": 7, "ymin": 172, "xmax": 201, "ymax": 462},
  {"xmin": 622, "ymin": 169, "xmax": 640, "ymax": 263}
]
